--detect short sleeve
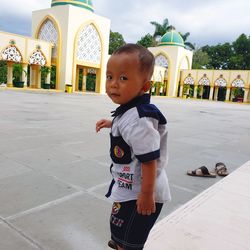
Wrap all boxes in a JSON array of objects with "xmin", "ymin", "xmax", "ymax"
[{"xmin": 121, "ymin": 117, "xmax": 160, "ymax": 163}]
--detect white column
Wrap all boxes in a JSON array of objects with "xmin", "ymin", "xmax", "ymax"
[
  {"xmin": 209, "ymin": 86, "xmax": 214, "ymax": 100},
  {"xmin": 194, "ymin": 85, "xmax": 198, "ymax": 98},
  {"xmin": 179, "ymin": 85, "xmax": 183, "ymax": 97},
  {"xmin": 82, "ymin": 68, "xmax": 87, "ymax": 92},
  {"xmin": 22, "ymin": 64, "xmax": 28, "ymax": 87},
  {"xmin": 226, "ymin": 87, "xmax": 230, "ymax": 101},
  {"xmin": 243, "ymin": 89, "xmax": 249, "ymax": 103},
  {"xmin": 214, "ymin": 87, "xmax": 219, "ymax": 101},
  {"xmin": 37, "ymin": 65, "xmax": 41, "ymax": 89},
  {"xmin": 30, "ymin": 65, "xmax": 36, "ymax": 88},
  {"xmin": 7, "ymin": 62, "xmax": 13, "ymax": 87}
]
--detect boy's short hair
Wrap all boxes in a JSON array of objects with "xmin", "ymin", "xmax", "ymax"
[{"xmin": 113, "ymin": 43, "xmax": 155, "ymax": 79}]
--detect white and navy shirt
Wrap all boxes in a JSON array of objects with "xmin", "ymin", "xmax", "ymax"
[{"xmin": 106, "ymin": 94, "xmax": 171, "ymax": 203}]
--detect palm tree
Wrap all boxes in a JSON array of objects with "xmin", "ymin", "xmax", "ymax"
[
  {"xmin": 150, "ymin": 18, "xmax": 175, "ymax": 41},
  {"xmin": 179, "ymin": 32, "xmax": 195, "ymax": 50}
]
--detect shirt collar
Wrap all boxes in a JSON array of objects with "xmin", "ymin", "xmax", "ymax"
[{"xmin": 111, "ymin": 94, "xmax": 151, "ymax": 117}]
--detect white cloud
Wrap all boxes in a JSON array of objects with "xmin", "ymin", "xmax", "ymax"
[{"xmin": 1, "ymin": 0, "xmax": 250, "ymax": 46}]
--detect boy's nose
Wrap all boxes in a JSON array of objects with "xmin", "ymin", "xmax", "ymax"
[{"xmin": 110, "ymin": 79, "xmax": 118, "ymax": 88}]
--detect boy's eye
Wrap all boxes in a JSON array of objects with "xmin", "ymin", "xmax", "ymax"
[
  {"xmin": 120, "ymin": 76, "xmax": 128, "ymax": 81},
  {"xmin": 106, "ymin": 75, "xmax": 112, "ymax": 80}
]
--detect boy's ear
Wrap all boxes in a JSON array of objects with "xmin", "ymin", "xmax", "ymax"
[{"xmin": 142, "ymin": 81, "xmax": 151, "ymax": 92}]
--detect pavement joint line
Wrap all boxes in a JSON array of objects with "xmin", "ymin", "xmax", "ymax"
[
  {"xmin": 2, "ymin": 155, "xmax": 111, "ymax": 204},
  {"xmin": 87, "ymin": 190, "xmax": 112, "ymax": 203},
  {"xmin": 0, "ymin": 216, "xmax": 42, "ymax": 249},
  {"xmin": 5, "ymin": 191, "xmax": 84, "ymax": 221},
  {"xmin": 87, "ymin": 158, "xmax": 110, "ymax": 167},
  {"xmin": 86, "ymin": 181, "xmax": 110, "ymax": 193},
  {"xmin": 170, "ymin": 183, "xmax": 199, "ymax": 195}
]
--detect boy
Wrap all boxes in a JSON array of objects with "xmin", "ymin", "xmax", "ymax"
[{"xmin": 96, "ymin": 44, "xmax": 171, "ymax": 250}]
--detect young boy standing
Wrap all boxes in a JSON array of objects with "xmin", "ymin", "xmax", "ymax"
[{"xmin": 96, "ymin": 44, "xmax": 171, "ymax": 250}]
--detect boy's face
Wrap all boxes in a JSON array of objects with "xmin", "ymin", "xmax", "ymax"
[{"xmin": 106, "ymin": 52, "xmax": 150, "ymax": 105}]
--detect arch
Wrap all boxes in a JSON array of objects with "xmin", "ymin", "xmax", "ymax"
[
  {"xmin": 76, "ymin": 23, "xmax": 101, "ymax": 65},
  {"xmin": 72, "ymin": 20, "xmax": 105, "ymax": 92},
  {"xmin": 198, "ymin": 76, "xmax": 210, "ymax": 86},
  {"xmin": 155, "ymin": 54, "xmax": 168, "ymax": 68},
  {"xmin": 35, "ymin": 15, "xmax": 61, "ymax": 89},
  {"xmin": 215, "ymin": 76, "xmax": 227, "ymax": 87},
  {"xmin": 183, "ymin": 75, "xmax": 195, "ymax": 85},
  {"xmin": 231, "ymin": 77, "xmax": 244, "ymax": 88},
  {"xmin": 153, "ymin": 51, "xmax": 172, "ymax": 95},
  {"xmin": 179, "ymin": 55, "xmax": 191, "ymax": 70},
  {"xmin": 1, "ymin": 45, "xmax": 23, "ymax": 63},
  {"xmin": 72, "ymin": 20, "xmax": 104, "ymax": 92},
  {"xmin": 29, "ymin": 50, "xmax": 47, "ymax": 66},
  {"xmin": 36, "ymin": 17, "xmax": 59, "ymax": 58}
]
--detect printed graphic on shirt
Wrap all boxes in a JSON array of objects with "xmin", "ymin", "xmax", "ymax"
[
  {"xmin": 114, "ymin": 146, "xmax": 124, "ymax": 158},
  {"xmin": 117, "ymin": 171, "xmax": 133, "ymax": 190},
  {"xmin": 110, "ymin": 135, "xmax": 132, "ymax": 164},
  {"xmin": 122, "ymin": 166, "xmax": 130, "ymax": 172}
]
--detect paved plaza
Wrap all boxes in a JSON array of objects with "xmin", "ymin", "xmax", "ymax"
[{"xmin": 0, "ymin": 89, "xmax": 249, "ymax": 250}]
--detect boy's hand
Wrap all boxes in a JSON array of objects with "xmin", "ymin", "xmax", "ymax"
[
  {"xmin": 96, "ymin": 119, "xmax": 112, "ymax": 132},
  {"xmin": 137, "ymin": 193, "xmax": 156, "ymax": 215}
]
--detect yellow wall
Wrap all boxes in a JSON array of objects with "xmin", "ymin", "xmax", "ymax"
[{"xmin": 181, "ymin": 69, "xmax": 250, "ymax": 88}]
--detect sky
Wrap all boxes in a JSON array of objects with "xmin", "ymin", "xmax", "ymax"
[{"xmin": 0, "ymin": 0, "xmax": 249, "ymax": 48}]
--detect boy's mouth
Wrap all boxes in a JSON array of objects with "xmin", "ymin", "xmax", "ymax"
[{"xmin": 110, "ymin": 93, "xmax": 120, "ymax": 97}]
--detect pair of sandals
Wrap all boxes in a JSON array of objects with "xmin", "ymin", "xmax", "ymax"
[{"xmin": 187, "ymin": 162, "xmax": 229, "ymax": 178}]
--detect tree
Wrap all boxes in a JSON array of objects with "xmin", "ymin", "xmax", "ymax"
[
  {"xmin": 150, "ymin": 18, "xmax": 175, "ymax": 41},
  {"xmin": 231, "ymin": 34, "xmax": 250, "ymax": 69},
  {"xmin": 192, "ymin": 48, "xmax": 209, "ymax": 69},
  {"xmin": 109, "ymin": 30, "xmax": 126, "ymax": 54},
  {"xmin": 137, "ymin": 33, "xmax": 156, "ymax": 48},
  {"xmin": 202, "ymin": 43, "xmax": 233, "ymax": 69},
  {"xmin": 179, "ymin": 32, "xmax": 195, "ymax": 50}
]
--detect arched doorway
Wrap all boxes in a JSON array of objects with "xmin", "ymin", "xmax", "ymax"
[
  {"xmin": 214, "ymin": 76, "xmax": 227, "ymax": 101},
  {"xmin": 198, "ymin": 75, "xmax": 210, "ymax": 99},
  {"xmin": 218, "ymin": 87, "xmax": 227, "ymax": 101},
  {"xmin": 182, "ymin": 74, "xmax": 195, "ymax": 98},
  {"xmin": 76, "ymin": 67, "xmax": 97, "ymax": 92},
  {"xmin": 37, "ymin": 18, "xmax": 59, "ymax": 89},
  {"xmin": 75, "ymin": 23, "xmax": 101, "ymax": 93},
  {"xmin": 154, "ymin": 54, "xmax": 168, "ymax": 96}
]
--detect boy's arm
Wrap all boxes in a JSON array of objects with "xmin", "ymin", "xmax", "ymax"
[
  {"xmin": 96, "ymin": 119, "xmax": 112, "ymax": 132},
  {"xmin": 137, "ymin": 160, "xmax": 157, "ymax": 215}
]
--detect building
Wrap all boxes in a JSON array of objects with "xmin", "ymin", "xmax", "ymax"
[
  {"xmin": 0, "ymin": 0, "xmax": 249, "ymax": 103},
  {"xmin": 0, "ymin": 0, "xmax": 110, "ymax": 93}
]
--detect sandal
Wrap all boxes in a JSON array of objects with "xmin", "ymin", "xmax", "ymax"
[
  {"xmin": 108, "ymin": 240, "xmax": 118, "ymax": 249},
  {"xmin": 187, "ymin": 166, "xmax": 216, "ymax": 178},
  {"xmin": 215, "ymin": 162, "xmax": 229, "ymax": 176}
]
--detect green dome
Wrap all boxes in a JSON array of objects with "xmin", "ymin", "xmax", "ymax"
[
  {"xmin": 159, "ymin": 30, "xmax": 184, "ymax": 47},
  {"xmin": 51, "ymin": 0, "xmax": 94, "ymax": 12}
]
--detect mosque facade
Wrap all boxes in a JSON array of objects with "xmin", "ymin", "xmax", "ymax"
[{"xmin": 0, "ymin": 0, "xmax": 249, "ymax": 103}]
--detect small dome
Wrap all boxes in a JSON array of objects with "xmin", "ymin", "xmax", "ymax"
[
  {"xmin": 159, "ymin": 30, "xmax": 184, "ymax": 47},
  {"xmin": 51, "ymin": 0, "xmax": 94, "ymax": 12}
]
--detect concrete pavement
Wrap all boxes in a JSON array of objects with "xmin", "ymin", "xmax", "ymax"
[{"xmin": 0, "ymin": 89, "xmax": 249, "ymax": 249}]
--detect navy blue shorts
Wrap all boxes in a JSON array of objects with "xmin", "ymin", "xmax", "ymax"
[{"xmin": 110, "ymin": 200, "xmax": 163, "ymax": 250}]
